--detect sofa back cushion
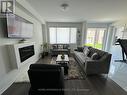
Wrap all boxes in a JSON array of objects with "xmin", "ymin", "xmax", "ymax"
[
  {"xmin": 88, "ymin": 47, "xmax": 107, "ymax": 59},
  {"xmin": 63, "ymin": 44, "xmax": 69, "ymax": 49},
  {"xmin": 58, "ymin": 44, "xmax": 63, "ymax": 49},
  {"xmin": 52, "ymin": 44, "xmax": 57, "ymax": 49},
  {"xmin": 51, "ymin": 44, "xmax": 69, "ymax": 50}
]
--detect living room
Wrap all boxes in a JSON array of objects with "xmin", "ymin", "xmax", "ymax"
[{"xmin": 0, "ymin": 0, "xmax": 127, "ymax": 95}]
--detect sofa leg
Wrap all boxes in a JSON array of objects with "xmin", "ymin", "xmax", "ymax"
[{"xmin": 81, "ymin": 71, "xmax": 87, "ymax": 79}]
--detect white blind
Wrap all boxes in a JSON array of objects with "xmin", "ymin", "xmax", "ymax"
[
  {"xmin": 70, "ymin": 28, "xmax": 77, "ymax": 43},
  {"xmin": 49, "ymin": 27, "xmax": 77, "ymax": 44},
  {"xmin": 57, "ymin": 28, "xmax": 70, "ymax": 43},
  {"xmin": 49, "ymin": 27, "xmax": 56, "ymax": 44}
]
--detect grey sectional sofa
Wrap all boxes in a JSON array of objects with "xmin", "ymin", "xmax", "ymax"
[{"xmin": 74, "ymin": 46, "xmax": 112, "ymax": 75}]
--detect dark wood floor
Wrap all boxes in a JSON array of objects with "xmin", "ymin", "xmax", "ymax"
[{"xmin": 2, "ymin": 55, "xmax": 127, "ymax": 95}]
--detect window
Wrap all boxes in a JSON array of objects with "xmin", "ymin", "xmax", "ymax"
[
  {"xmin": 49, "ymin": 27, "xmax": 77, "ymax": 44},
  {"xmin": 86, "ymin": 28, "xmax": 105, "ymax": 50},
  {"xmin": 57, "ymin": 28, "xmax": 70, "ymax": 43},
  {"xmin": 70, "ymin": 28, "xmax": 77, "ymax": 43},
  {"xmin": 49, "ymin": 28, "xmax": 56, "ymax": 44}
]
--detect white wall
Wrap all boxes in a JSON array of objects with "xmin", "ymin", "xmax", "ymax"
[{"xmin": 0, "ymin": 2, "xmax": 43, "ymax": 94}]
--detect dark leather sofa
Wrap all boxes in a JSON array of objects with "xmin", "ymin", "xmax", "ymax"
[
  {"xmin": 74, "ymin": 46, "xmax": 112, "ymax": 75},
  {"xmin": 28, "ymin": 64, "xmax": 64, "ymax": 95},
  {"xmin": 50, "ymin": 44, "xmax": 70, "ymax": 56}
]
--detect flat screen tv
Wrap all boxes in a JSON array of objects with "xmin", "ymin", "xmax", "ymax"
[{"xmin": 7, "ymin": 14, "xmax": 33, "ymax": 38}]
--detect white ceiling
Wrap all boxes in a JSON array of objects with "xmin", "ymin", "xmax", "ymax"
[{"xmin": 26, "ymin": 0, "xmax": 127, "ymax": 23}]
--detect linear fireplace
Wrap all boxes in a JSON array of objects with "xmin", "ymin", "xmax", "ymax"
[
  {"xmin": 7, "ymin": 42, "xmax": 35, "ymax": 69},
  {"xmin": 19, "ymin": 45, "xmax": 35, "ymax": 62}
]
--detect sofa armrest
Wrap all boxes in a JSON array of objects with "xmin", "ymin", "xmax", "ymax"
[
  {"xmin": 85, "ymin": 60, "xmax": 101, "ymax": 75},
  {"xmin": 77, "ymin": 47, "xmax": 83, "ymax": 52},
  {"xmin": 85, "ymin": 60, "xmax": 101, "ymax": 68},
  {"xmin": 85, "ymin": 60, "xmax": 101, "ymax": 69},
  {"xmin": 85, "ymin": 60, "xmax": 110, "ymax": 74}
]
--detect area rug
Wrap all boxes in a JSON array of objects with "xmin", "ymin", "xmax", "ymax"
[
  {"xmin": 15, "ymin": 57, "xmax": 84, "ymax": 83},
  {"xmin": 50, "ymin": 57, "xmax": 84, "ymax": 80}
]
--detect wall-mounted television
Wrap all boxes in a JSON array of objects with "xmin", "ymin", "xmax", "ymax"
[{"xmin": 7, "ymin": 14, "xmax": 33, "ymax": 39}]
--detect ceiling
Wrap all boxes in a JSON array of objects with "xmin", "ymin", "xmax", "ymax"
[{"xmin": 26, "ymin": 0, "xmax": 127, "ymax": 23}]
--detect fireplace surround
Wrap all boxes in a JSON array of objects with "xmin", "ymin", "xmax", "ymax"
[{"xmin": 7, "ymin": 42, "xmax": 35, "ymax": 69}]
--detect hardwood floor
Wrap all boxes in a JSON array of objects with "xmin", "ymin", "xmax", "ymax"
[
  {"xmin": 86, "ymin": 75, "xmax": 127, "ymax": 95},
  {"xmin": 2, "ymin": 55, "xmax": 127, "ymax": 95},
  {"xmin": 37, "ymin": 55, "xmax": 52, "ymax": 64},
  {"xmin": 2, "ymin": 82, "xmax": 30, "ymax": 95},
  {"xmin": 64, "ymin": 80, "xmax": 93, "ymax": 95}
]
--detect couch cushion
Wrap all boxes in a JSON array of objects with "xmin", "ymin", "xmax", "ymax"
[
  {"xmin": 91, "ymin": 53, "xmax": 99, "ymax": 60},
  {"xmin": 52, "ymin": 44, "xmax": 57, "ymax": 49},
  {"xmin": 63, "ymin": 44, "xmax": 69, "ymax": 49},
  {"xmin": 74, "ymin": 51, "xmax": 92, "ymax": 64},
  {"xmin": 83, "ymin": 47, "xmax": 90, "ymax": 56},
  {"xmin": 58, "ymin": 45, "xmax": 63, "ymax": 49},
  {"xmin": 88, "ymin": 47, "xmax": 106, "ymax": 59}
]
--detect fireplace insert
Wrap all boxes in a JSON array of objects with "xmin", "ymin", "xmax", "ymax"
[{"xmin": 19, "ymin": 45, "xmax": 35, "ymax": 62}]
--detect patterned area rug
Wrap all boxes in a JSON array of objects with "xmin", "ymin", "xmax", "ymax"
[
  {"xmin": 15, "ymin": 57, "xmax": 84, "ymax": 83},
  {"xmin": 50, "ymin": 57, "xmax": 84, "ymax": 80}
]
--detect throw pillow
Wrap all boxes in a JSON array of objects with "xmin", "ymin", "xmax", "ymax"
[
  {"xmin": 58, "ymin": 45, "xmax": 63, "ymax": 49},
  {"xmin": 91, "ymin": 53, "xmax": 99, "ymax": 60},
  {"xmin": 83, "ymin": 47, "xmax": 90, "ymax": 56},
  {"xmin": 53, "ymin": 45, "xmax": 57, "ymax": 49}
]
